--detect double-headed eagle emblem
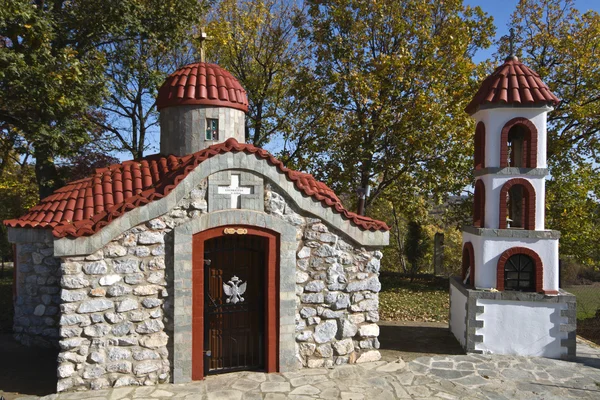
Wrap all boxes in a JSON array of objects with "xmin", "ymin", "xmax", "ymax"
[{"xmin": 223, "ymin": 275, "xmax": 247, "ymax": 304}]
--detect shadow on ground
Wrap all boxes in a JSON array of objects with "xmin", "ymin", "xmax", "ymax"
[
  {"xmin": 378, "ymin": 321, "xmax": 464, "ymax": 362},
  {"xmin": 0, "ymin": 334, "xmax": 57, "ymax": 399}
]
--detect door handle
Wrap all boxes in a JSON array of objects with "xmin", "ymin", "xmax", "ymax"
[{"xmin": 204, "ymin": 350, "xmax": 212, "ymax": 357}]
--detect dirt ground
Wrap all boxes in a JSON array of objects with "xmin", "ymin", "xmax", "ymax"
[{"xmin": 0, "ymin": 322, "xmax": 462, "ymax": 399}]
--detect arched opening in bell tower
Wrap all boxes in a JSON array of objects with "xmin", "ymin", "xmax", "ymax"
[
  {"xmin": 500, "ymin": 118, "xmax": 538, "ymax": 168},
  {"xmin": 499, "ymin": 178, "xmax": 536, "ymax": 230}
]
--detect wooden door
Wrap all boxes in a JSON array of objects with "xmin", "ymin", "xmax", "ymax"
[
  {"xmin": 192, "ymin": 226, "xmax": 279, "ymax": 380},
  {"xmin": 203, "ymin": 235, "xmax": 266, "ymax": 374}
]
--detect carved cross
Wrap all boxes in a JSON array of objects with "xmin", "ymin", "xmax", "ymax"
[{"xmin": 217, "ymin": 174, "xmax": 253, "ymax": 209}]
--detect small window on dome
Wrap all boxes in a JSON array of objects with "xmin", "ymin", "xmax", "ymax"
[{"xmin": 206, "ymin": 118, "xmax": 219, "ymax": 140}]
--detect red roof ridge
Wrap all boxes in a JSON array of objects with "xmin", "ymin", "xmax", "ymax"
[
  {"xmin": 465, "ymin": 56, "xmax": 560, "ymax": 115},
  {"xmin": 5, "ymin": 138, "xmax": 389, "ymax": 238}
]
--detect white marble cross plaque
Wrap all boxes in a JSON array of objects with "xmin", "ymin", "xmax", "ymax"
[{"xmin": 217, "ymin": 174, "xmax": 253, "ymax": 209}]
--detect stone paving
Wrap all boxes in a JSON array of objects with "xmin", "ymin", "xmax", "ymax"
[{"xmin": 20, "ymin": 339, "xmax": 600, "ymax": 400}]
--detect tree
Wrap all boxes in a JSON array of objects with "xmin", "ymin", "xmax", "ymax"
[
  {"xmin": 297, "ymin": 0, "xmax": 495, "ymax": 216},
  {"xmin": 0, "ymin": 0, "xmax": 107, "ymax": 197},
  {"xmin": 94, "ymin": 1, "xmax": 207, "ymax": 159},
  {"xmin": 1, "ymin": 0, "xmax": 208, "ymax": 198},
  {"xmin": 204, "ymin": 0, "xmax": 308, "ymax": 148},
  {"xmin": 504, "ymin": 0, "xmax": 600, "ymax": 266}
]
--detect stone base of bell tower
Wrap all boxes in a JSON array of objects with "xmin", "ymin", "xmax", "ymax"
[{"xmin": 449, "ymin": 277, "xmax": 577, "ymax": 360}]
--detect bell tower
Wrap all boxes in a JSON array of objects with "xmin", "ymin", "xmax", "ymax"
[{"xmin": 449, "ymin": 53, "xmax": 576, "ymax": 360}]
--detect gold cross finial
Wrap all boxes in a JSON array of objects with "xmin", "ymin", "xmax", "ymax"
[{"xmin": 198, "ymin": 27, "xmax": 213, "ymax": 63}]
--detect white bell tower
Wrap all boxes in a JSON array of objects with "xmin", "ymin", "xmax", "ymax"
[{"xmin": 449, "ymin": 52, "xmax": 576, "ymax": 360}]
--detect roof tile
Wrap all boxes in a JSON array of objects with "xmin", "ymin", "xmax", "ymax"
[
  {"xmin": 5, "ymin": 139, "xmax": 389, "ymax": 237},
  {"xmin": 157, "ymin": 62, "xmax": 248, "ymax": 112},
  {"xmin": 465, "ymin": 57, "xmax": 559, "ymax": 115}
]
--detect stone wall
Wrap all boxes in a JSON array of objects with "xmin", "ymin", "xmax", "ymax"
[
  {"xmin": 46, "ymin": 171, "xmax": 382, "ymax": 391},
  {"xmin": 55, "ymin": 179, "xmax": 209, "ymax": 391},
  {"xmin": 13, "ymin": 238, "xmax": 61, "ymax": 348},
  {"xmin": 265, "ymin": 186, "xmax": 383, "ymax": 367}
]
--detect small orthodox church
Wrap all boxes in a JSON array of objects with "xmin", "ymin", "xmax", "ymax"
[
  {"xmin": 5, "ymin": 45, "xmax": 577, "ymax": 392},
  {"xmin": 449, "ymin": 54, "xmax": 576, "ymax": 359},
  {"xmin": 5, "ymin": 62, "xmax": 389, "ymax": 391}
]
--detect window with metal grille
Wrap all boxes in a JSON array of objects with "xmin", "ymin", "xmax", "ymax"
[
  {"xmin": 206, "ymin": 118, "xmax": 219, "ymax": 140},
  {"xmin": 504, "ymin": 253, "xmax": 535, "ymax": 291}
]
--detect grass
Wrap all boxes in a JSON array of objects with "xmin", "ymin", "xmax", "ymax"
[
  {"xmin": 379, "ymin": 273, "xmax": 450, "ymax": 323},
  {"xmin": 0, "ymin": 266, "xmax": 14, "ymax": 333},
  {"xmin": 564, "ymin": 283, "xmax": 600, "ymax": 320}
]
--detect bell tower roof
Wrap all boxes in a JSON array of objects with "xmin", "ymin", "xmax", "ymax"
[{"xmin": 465, "ymin": 57, "xmax": 560, "ymax": 115}]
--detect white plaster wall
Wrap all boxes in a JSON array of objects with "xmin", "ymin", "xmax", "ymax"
[
  {"xmin": 479, "ymin": 174, "xmax": 546, "ymax": 230},
  {"xmin": 450, "ymin": 285, "xmax": 467, "ymax": 347},
  {"xmin": 475, "ymin": 299, "xmax": 567, "ymax": 358},
  {"xmin": 473, "ymin": 107, "xmax": 550, "ymax": 168},
  {"xmin": 463, "ymin": 232, "xmax": 559, "ymax": 291}
]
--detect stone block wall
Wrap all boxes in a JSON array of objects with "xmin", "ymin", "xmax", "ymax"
[
  {"xmin": 54, "ymin": 180, "xmax": 209, "ymax": 391},
  {"xmin": 13, "ymin": 238, "xmax": 61, "ymax": 347},
  {"xmin": 16, "ymin": 168, "xmax": 384, "ymax": 392},
  {"xmin": 265, "ymin": 186, "xmax": 383, "ymax": 367}
]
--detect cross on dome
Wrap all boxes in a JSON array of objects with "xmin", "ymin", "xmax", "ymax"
[{"xmin": 197, "ymin": 27, "xmax": 213, "ymax": 63}]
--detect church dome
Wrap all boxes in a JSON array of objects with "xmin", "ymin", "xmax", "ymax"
[{"xmin": 156, "ymin": 62, "xmax": 248, "ymax": 112}]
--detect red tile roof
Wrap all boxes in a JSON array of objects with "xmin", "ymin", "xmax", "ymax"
[
  {"xmin": 5, "ymin": 139, "xmax": 389, "ymax": 238},
  {"xmin": 156, "ymin": 62, "xmax": 248, "ymax": 113},
  {"xmin": 465, "ymin": 56, "xmax": 560, "ymax": 115}
]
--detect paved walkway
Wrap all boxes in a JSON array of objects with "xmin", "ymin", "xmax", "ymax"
[{"xmin": 21, "ymin": 338, "xmax": 600, "ymax": 400}]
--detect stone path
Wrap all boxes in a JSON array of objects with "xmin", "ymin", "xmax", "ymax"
[{"xmin": 21, "ymin": 339, "xmax": 600, "ymax": 400}]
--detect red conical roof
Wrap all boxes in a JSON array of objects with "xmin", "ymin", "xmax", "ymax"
[
  {"xmin": 157, "ymin": 62, "xmax": 248, "ymax": 112},
  {"xmin": 465, "ymin": 56, "xmax": 560, "ymax": 115}
]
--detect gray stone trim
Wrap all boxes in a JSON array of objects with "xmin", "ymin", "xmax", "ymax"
[
  {"xmin": 7, "ymin": 227, "xmax": 54, "ymax": 244},
  {"xmin": 171, "ymin": 210, "xmax": 298, "ymax": 383},
  {"xmin": 559, "ymin": 296, "xmax": 577, "ymax": 360},
  {"xmin": 450, "ymin": 277, "xmax": 577, "ymax": 358},
  {"xmin": 462, "ymin": 226, "xmax": 561, "ymax": 239},
  {"xmin": 474, "ymin": 167, "xmax": 548, "ymax": 177},
  {"xmin": 52, "ymin": 152, "xmax": 388, "ymax": 257}
]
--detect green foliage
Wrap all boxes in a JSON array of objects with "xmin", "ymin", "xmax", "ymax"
[
  {"xmin": 1, "ymin": 0, "xmax": 208, "ymax": 197},
  {"xmin": 204, "ymin": 0, "xmax": 307, "ymax": 149},
  {"xmin": 405, "ymin": 221, "xmax": 431, "ymax": 276},
  {"xmin": 297, "ymin": 0, "xmax": 495, "ymax": 214}
]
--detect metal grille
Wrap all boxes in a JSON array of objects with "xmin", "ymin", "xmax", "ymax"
[
  {"xmin": 204, "ymin": 235, "xmax": 266, "ymax": 374},
  {"xmin": 504, "ymin": 254, "xmax": 535, "ymax": 291}
]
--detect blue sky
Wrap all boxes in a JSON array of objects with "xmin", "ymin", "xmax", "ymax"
[{"xmin": 465, "ymin": 0, "xmax": 600, "ymax": 62}]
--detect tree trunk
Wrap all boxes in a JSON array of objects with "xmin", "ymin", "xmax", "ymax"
[{"xmin": 34, "ymin": 145, "xmax": 62, "ymax": 199}]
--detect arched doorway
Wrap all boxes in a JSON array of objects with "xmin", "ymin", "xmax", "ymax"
[{"xmin": 192, "ymin": 226, "xmax": 279, "ymax": 379}]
